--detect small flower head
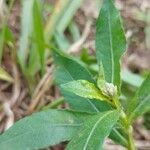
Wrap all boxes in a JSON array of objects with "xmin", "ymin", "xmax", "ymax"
[{"xmin": 102, "ymin": 82, "xmax": 117, "ymax": 97}]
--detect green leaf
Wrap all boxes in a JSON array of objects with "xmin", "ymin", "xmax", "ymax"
[
  {"xmin": 4, "ymin": 26, "xmax": 14, "ymax": 44},
  {"xmin": 0, "ymin": 0, "xmax": 14, "ymax": 63},
  {"xmin": 44, "ymin": 0, "xmax": 70, "ymax": 41},
  {"xmin": 32, "ymin": 0, "xmax": 45, "ymax": 74},
  {"xmin": 60, "ymin": 80, "xmax": 107, "ymax": 100},
  {"xmin": 109, "ymin": 128, "xmax": 128, "ymax": 147},
  {"xmin": 54, "ymin": 32, "xmax": 70, "ymax": 50},
  {"xmin": 54, "ymin": 50, "xmax": 94, "ymax": 84},
  {"xmin": 0, "ymin": 26, "xmax": 14, "ymax": 64},
  {"xmin": 96, "ymin": 0, "xmax": 126, "ymax": 90},
  {"xmin": 27, "ymin": 1, "xmax": 44, "ymax": 78},
  {"xmin": 69, "ymin": 21, "xmax": 80, "ymax": 42},
  {"xmin": 121, "ymin": 70, "xmax": 143, "ymax": 88},
  {"xmin": 53, "ymin": 50, "xmax": 126, "ymax": 146},
  {"xmin": 18, "ymin": 0, "xmax": 34, "ymax": 71},
  {"xmin": 56, "ymin": 0, "xmax": 83, "ymax": 33},
  {"xmin": 18, "ymin": 0, "xmax": 45, "ymax": 90},
  {"xmin": 128, "ymin": 74, "xmax": 150, "ymax": 123},
  {"xmin": 0, "ymin": 25, "xmax": 6, "ymax": 64},
  {"xmin": 66, "ymin": 110, "xmax": 120, "ymax": 150},
  {"xmin": 53, "ymin": 49, "xmax": 111, "ymax": 113},
  {"xmin": 62, "ymin": 90, "xmax": 112, "ymax": 113},
  {"xmin": 18, "ymin": 0, "xmax": 44, "ymax": 75},
  {"xmin": 0, "ymin": 109, "xmax": 91, "ymax": 150}
]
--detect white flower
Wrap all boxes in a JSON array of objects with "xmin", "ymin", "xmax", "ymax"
[{"xmin": 102, "ymin": 83, "xmax": 117, "ymax": 97}]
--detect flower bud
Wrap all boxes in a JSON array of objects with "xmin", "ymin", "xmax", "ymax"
[{"xmin": 102, "ymin": 83, "xmax": 117, "ymax": 97}]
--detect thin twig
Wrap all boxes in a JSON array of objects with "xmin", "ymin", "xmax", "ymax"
[
  {"xmin": 27, "ymin": 66, "xmax": 54, "ymax": 114},
  {"xmin": 3, "ymin": 102, "xmax": 14, "ymax": 130},
  {"xmin": 44, "ymin": 0, "xmax": 70, "ymax": 41},
  {"xmin": 3, "ymin": 57, "xmax": 20, "ymax": 130},
  {"xmin": 10, "ymin": 62, "xmax": 21, "ymax": 106},
  {"xmin": 135, "ymin": 140, "xmax": 150, "ymax": 150}
]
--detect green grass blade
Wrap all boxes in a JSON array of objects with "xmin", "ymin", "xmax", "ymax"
[
  {"xmin": 56, "ymin": 0, "xmax": 83, "ymax": 33},
  {"xmin": 32, "ymin": 0, "xmax": 45, "ymax": 74},
  {"xmin": 18, "ymin": 0, "xmax": 34, "ymax": 71},
  {"xmin": 128, "ymin": 74, "xmax": 150, "ymax": 123},
  {"xmin": 0, "ymin": 67, "xmax": 13, "ymax": 83},
  {"xmin": 0, "ymin": 0, "xmax": 14, "ymax": 63},
  {"xmin": 44, "ymin": 0, "xmax": 70, "ymax": 41}
]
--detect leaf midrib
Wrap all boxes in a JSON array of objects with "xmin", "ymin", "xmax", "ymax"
[
  {"xmin": 83, "ymin": 111, "xmax": 113, "ymax": 149},
  {"xmin": 0, "ymin": 123, "xmax": 83, "ymax": 146},
  {"xmin": 61, "ymin": 65, "xmax": 99, "ymax": 112},
  {"xmin": 107, "ymin": 8, "xmax": 114, "ymax": 83}
]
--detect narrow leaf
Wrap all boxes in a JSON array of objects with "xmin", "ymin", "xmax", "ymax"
[
  {"xmin": 66, "ymin": 110, "xmax": 120, "ymax": 150},
  {"xmin": 0, "ymin": 109, "xmax": 91, "ymax": 150},
  {"xmin": 0, "ymin": 26, "xmax": 13, "ymax": 63},
  {"xmin": 60, "ymin": 80, "xmax": 107, "ymax": 100},
  {"xmin": 18, "ymin": 0, "xmax": 34, "ymax": 70},
  {"xmin": 32, "ymin": 0, "xmax": 45, "ymax": 74},
  {"xmin": 54, "ymin": 32, "xmax": 70, "ymax": 50},
  {"xmin": 121, "ymin": 70, "xmax": 143, "ymax": 88},
  {"xmin": 44, "ymin": 0, "xmax": 70, "ymax": 41},
  {"xmin": 69, "ymin": 21, "xmax": 80, "ymax": 42},
  {"xmin": 109, "ymin": 128, "xmax": 128, "ymax": 147},
  {"xmin": 96, "ymin": 0, "xmax": 126, "ymax": 90},
  {"xmin": 53, "ymin": 49, "xmax": 111, "ymax": 112},
  {"xmin": 0, "ymin": 0, "xmax": 15, "ymax": 63},
  {"xmin": 56, "ymin": 0, "xmax": 83, "ymax": 33},
  {"xmin": 128, "ymin": 74, "xmax": 150, "ymax": 123},
  {"xmin": 53, "ymin": 49, "xmax": 94, "ymax": 84}
]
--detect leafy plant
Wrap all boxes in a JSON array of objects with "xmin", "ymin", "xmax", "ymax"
[{"xmin": 0, "ymin": 0, "xmax": 149, "ymax": 150}]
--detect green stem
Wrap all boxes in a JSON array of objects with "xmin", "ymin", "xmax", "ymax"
[
  {"xmin": 113, "ymin": 97, "xmax": 136, "ymax": 150},
  {"xmin": 127, "ymin": 126, "xmax": 136, "ymax": 150},
  {"xmin": 119, "ymin": 111, "xmax": 136, "ymax": 150}
]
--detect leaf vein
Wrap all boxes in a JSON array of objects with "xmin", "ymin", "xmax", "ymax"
[
  {"xmin": 62, "ymin": 65, "xmax": 99, "ymax": 112},
  {"xmin": 107, "ymin": 9, "xmax": 114, "ymax": 83},
  {"xmin": 83, "ymin": 111, "xmax": 113, "ymax": 150}
]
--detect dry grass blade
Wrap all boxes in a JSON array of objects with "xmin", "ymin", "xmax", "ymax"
[
  {"xmin": 3, "ymin": 59, "xmax": 20, "ymax": 130},
  {"xmin": 27, "ymin": 66, "xmax": 54, "ymax": 114},
  {"xmin": 0, "ymin": 67, "xmax": 14, "ymax": 83},
  {"xmin": 44, "ymin": 0, "xmax": 70, "ymax": 41}
]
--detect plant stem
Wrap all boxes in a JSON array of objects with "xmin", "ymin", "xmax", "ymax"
[
  {"xmin": 113, "ymin": 97, "xmax": 136, "ymax": 150},
  {"xmin": 119, "ymin": 110, "xmax": 136, "ymax": 150},
  {"xmin": 127, "ymin": 125, "xmax": 136, "ymax": 150}
]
